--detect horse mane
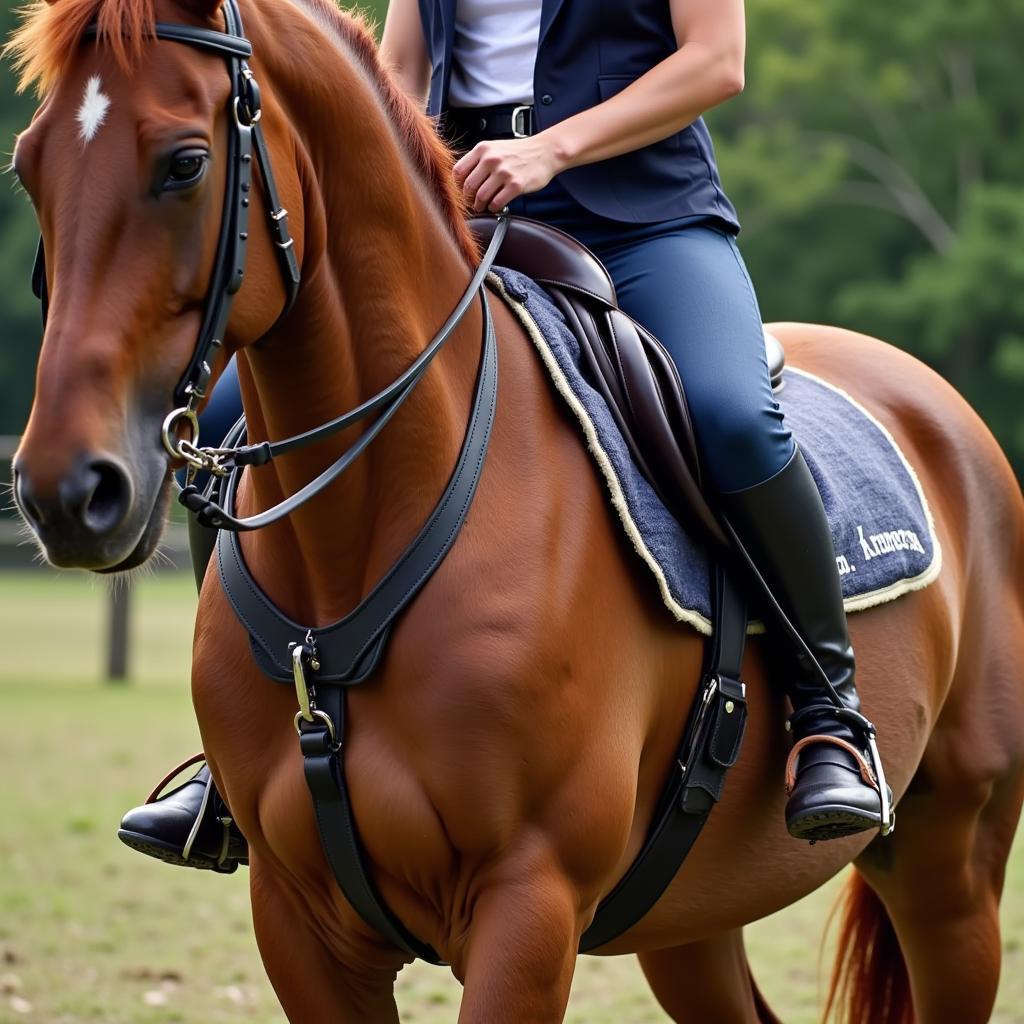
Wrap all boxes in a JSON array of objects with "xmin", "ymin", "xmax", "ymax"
[
  {"xmin": 4, "ymin": 0, "xmax": 477, "ymax": 263},
  {"xmin": 293, "ymin": 0, "xmax": 477, "ymax": 263}
]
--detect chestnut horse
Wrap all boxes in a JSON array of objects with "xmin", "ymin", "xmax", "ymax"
[{"xmin": 8, "ymin": 0, "xmax": 1024, "ymax": 1020}]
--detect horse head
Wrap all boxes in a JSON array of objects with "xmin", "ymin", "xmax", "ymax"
[{"xmin": 7, "ymin": 0, "xmax": 300, "ymax": 571}]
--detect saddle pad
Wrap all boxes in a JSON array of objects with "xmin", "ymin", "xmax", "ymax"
[{"xmin": 489, "ymin": 268, "xmax": 943, "ymax": 634}]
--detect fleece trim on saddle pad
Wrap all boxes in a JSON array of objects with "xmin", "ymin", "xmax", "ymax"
[{"xmin": 488, "ymin": 269, "xmax": 943, "ymax": 635}]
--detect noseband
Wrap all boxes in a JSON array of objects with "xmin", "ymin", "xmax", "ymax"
[{"xmin": 30, "ymin": 0, "xmax": 508, "ymax": 533}]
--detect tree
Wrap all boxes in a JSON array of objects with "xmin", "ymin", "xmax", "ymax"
[
  {"xmin": 708, "ymin": 0, "xmax": 1024, "ymax": 476},
  {"xmin": 1, "ymin": 0, "xmax": 1021, "ymax": 478},
  {"xmin": 0, "ymin": 4, "xmax": 43, "ymax": 438}
]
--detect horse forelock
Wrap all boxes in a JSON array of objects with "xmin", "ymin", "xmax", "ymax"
[
  {"xmin": 4, "ymin": 0, "xmax": 158, "ymax": 95},
  {"xmin": 287, "ymin": 0, "xmax": 477, "ymax": 265}
]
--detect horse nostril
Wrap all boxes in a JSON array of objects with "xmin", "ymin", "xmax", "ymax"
[{"xmin": 78, "ymin": 459, "xmax": 132, "ymax": 535}]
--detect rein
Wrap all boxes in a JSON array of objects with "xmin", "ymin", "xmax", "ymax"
[{"xmin": 177, "ymin": 217, "xmax": 507, "ymax": 531}]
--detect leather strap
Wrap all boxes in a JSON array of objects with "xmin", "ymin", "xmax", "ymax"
[
  {"xmin": 578, "ymin": 562, "xmax": 748, "ymax": 951},
  {"xmin": 299, "ymin": 686, "xmax": 444, "ymax": 962},
  {"xmin": 215, "ymin": 290, "xmax": 497, "ymax": 965},
  {"xmin": 214, "ymin": 289, "xmax": 498, "ymax": 683},
  {"xmin": 179, "ymin": 219, "xmax": 509, "ymax": 532},
  {"xmin": 147, "ymin": 21, "xmax": 254, "ymax": 58}
]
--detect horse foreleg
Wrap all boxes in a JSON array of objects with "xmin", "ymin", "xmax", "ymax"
[
  {"xmin": 454, "ymin": 855, "xmax": 582, "ymax": 1023},
  {"xmin": 637, "ymin": 930, "xmax": 779, "ymax": 1024},
  {"xmin": 249, "ymin": 855, "xmax": 404, "ymax": 1023}
]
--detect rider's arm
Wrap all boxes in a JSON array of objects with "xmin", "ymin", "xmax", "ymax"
[
  {"xmin": 543, "ymin": 0, "xmax": 745, "ymax": 169},
  {"xmin": 456, "ymin": 0, "xmax": 747, "ymax": 211},
  {"xmin": 380, "ymin": 0, "xmax": 431, "ymax": 104}
]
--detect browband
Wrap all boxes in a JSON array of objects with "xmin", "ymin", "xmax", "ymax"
[{"xmin": 81, "ymin": 22, "xmax": 254, "ymax": 60}]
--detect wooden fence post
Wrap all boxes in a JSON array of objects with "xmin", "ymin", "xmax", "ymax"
[{"xmin": 106, "ymin": 583, "xmax": 131, "ymax": 682}]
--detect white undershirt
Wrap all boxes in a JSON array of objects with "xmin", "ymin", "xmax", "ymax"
[{"xmin": 448, "ymin": 0, "xmax": 543, "ymax": 108}]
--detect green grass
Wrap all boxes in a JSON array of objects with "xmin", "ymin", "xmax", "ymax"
[{"xmin": 1, "ymin": 570, "xmax": 1022, "ymax": 1023}]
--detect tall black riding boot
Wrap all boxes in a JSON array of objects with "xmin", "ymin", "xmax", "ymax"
[
  {"xmin": 117, "ymin": 518, "xmax": 249, "ymax": 871},
  {"xmin": 718, "ymin": 448, "xmax": 893, "ymax": 842}
]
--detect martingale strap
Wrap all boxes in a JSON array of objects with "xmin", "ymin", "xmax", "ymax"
[
  {"xmin": 213, "ymin": 288, "xmax": 500, "ymax": 684},
  {"xmin": 216, "ymin": 286, "xmax": 500, "ymax": 963}
]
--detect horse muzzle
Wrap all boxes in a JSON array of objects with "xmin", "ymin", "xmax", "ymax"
[{"xmin": 11, "ymin": 450, "xmax": 159, "ymax": 571}]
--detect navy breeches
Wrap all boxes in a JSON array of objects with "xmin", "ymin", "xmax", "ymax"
[
  {"xmin": 510, "ymin": 179, "xmax": 794, "ymax": 493},
  {"xmin": 196, "ymin": 181, "xmax": 794, "ymax": 495}
]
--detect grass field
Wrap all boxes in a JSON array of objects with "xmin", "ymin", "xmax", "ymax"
[{"xmin": 1, "ymin": 569, "xmax": 1022, "ymax": 1023}]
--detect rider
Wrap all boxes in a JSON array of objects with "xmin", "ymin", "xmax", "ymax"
[{"xmin": 118, "ymin": 0, "xmax": 888, "ymax": 871}]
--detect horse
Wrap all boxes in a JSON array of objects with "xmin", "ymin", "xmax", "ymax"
[{"xmin": 7, "ymin": 0, "xmax": 1024, "ymax": 1020}]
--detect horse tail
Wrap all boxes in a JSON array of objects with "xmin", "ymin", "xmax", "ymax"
[{"xmin": 824, "ymin": 870, "xmax": 912, "ymax": 1023}]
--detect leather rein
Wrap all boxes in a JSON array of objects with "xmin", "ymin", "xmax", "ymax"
[{"xmin": 32, "ymin": 0, "xmax": 508, "ymax": 534}]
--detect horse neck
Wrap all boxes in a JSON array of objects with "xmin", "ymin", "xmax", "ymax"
[{"xmin": 231, "ymin": 3, "xmax": 483, "ymax": 624}]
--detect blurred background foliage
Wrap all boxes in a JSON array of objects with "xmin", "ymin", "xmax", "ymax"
[{"xmin": 1, "ymin": 0, "xmax": 1023, "ymax": 477}]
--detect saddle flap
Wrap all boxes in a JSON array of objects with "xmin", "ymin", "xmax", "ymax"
[{"xmin": 605, "ymin": 307, "xmax": 728, "ymax": 547}]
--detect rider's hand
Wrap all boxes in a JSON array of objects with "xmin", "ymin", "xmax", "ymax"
[{"xmin": 453, "ymin": 136, "xmax": 563, "ymax": 214}]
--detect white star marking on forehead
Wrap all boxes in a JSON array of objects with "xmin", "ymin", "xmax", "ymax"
[{"xmin": 76, "ymin": 76, "xmax": 111, "ymax": 144}]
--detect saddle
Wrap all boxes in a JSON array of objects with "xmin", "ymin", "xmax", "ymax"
[{"xmin": 471, "ymin": 216, "xmax": 786, "ymax": 550}]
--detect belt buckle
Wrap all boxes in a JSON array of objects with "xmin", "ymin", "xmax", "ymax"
[{"xmin": 511, "ymin": 105, "xmax": 532, "ymax": 138}]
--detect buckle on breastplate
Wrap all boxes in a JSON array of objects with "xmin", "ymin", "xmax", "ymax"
[{"xmin": 290, "ymin": 634, "xmax": 335, "ymax": 743}]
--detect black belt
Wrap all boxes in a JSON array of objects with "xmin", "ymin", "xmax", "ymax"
[{"xmin": 443, "ymin": 104, "xmax": 536, "ymax": 151}]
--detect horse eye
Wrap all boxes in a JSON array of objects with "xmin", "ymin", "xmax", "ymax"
[{"xmin": 163, "ymin": 150, "xmax": 208, "ymax": 191}]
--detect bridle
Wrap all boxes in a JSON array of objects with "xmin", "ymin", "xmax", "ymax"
[
  {"xmin": 31, "ymin": 0, "xmax": 509, "ymax": 533},
  {"xmin": 33, "ymin": 0, "xmax": 299, "ymax": 415}
]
